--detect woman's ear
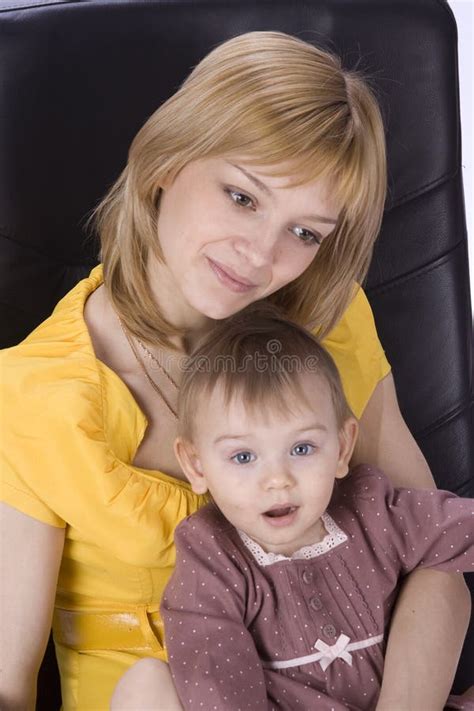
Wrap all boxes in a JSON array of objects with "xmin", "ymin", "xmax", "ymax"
[
  {"xmin": 174, "ymin": 437, "xmax": 208, "ymax": 494},
  {"xmin": 335, "ymin": 417, "xmax": 359, "ymax": 479}
]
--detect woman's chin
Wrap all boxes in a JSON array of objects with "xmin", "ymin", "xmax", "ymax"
[{"xmin": 191, "ymin": 294, "xmax": 256, "ymax": 321}]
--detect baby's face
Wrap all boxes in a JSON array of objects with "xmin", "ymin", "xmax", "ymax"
[{"xmin": 177, "ymin": 375, "xmax": 356, "ymax": 556}]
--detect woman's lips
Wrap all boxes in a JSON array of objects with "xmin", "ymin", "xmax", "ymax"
[{"xmin": 207, "ymin": 257, "xmax": 257, "ymax": 293}]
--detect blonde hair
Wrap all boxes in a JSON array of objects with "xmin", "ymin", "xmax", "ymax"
[
  {"xmin": 177, "ymin": 301, "xmax": 354, "ymax": 442},
  {"xmin": 94, "ymin": 31, "xmax": 386, "ymax": 349}
]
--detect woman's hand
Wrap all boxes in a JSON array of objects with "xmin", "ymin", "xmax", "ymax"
[
  {"xmin": 353, "ymin": 373, "xmax": 471, "ymax": 710},
  {"xmin": 111, "ymin": 658, "xmax": 183, "ymax": 711}
]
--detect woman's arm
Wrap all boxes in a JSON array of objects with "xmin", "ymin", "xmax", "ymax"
[
  {"xmin": 352, "ymin": 373, "xmax": 471, "ymax": 711},
  {"xmin": 0, "ymin": 503, "xmax": 65, "ymax": 710}
]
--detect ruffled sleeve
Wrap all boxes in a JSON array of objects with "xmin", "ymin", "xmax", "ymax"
[
  {"xmin": 1, "ymin": 352, "xmax": 67, "ymax": 528},
  {"xmin": 0, "ymin": 337, "xmax": 204, "ymax": 565},
  {"xmin": 0, "ymin": 267, "xmax": 206, "ymax": 569},
  {"xmin": 320, "ymin": 286, "xmax": 391, "ymax": 418},
  {"xmin": 0, "ymin": 269, "xmax": 107, "ymax": 527},
  {"xmin": 1, "ymin": 339, "xmax": 79, "ymax": 528}
]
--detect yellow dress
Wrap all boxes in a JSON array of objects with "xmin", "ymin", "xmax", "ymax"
[{"xmin": 0, "ymin": 265, "xmax": 390, "ymax": 710}]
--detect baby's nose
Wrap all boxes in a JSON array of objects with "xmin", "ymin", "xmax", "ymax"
[{"xmin": 262, "ymin": 466, "xmax": 295, "ymax": 490}]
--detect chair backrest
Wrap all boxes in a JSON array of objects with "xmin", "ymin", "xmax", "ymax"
[{"xmin": 1, "ymin": 0, "xmax": 472, "ymax": 704}]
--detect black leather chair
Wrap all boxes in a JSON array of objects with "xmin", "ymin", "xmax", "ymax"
[{"xmin": 0, "ymin": 1, "xmax": 472, "ymax": 708}]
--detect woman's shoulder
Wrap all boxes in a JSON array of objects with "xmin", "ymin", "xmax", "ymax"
[
  {"xmin": 321, "ymin": 284, "xmax": 381, "ymax": 353},
  {"xmin": 0, "ymin": 270, "xmax": 107, "ymax": 527},
  {"xmin": 1, "ymin": 267, "xmax": 105, "ymax": 417},
  {"xmin": 1, "ymin": 264, "xmax": 148, "ymax": 469},
  {"xmin": 3, "ymin": 265, "xmax": 103, "ymax": 374},
  {"xmin": 318, "ymin": 284, "xmax": 391, "ymax": 418},
  {"xmin": 0, "ymin": 267, "xmax": 109, "ymax": 495},
  {"xmin": 2, "ymin": 264, "xmax": 102, "ymax": 352}
]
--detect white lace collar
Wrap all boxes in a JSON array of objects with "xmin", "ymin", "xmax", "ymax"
[{"xmin": 237, "ymin": 513, "xmax": 348, "ymax": 567}]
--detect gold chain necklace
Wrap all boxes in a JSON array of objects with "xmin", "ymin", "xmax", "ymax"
[
  {"xmin": 118, "ymin": 319, "xmax": 178, "ymax": 420},
  {"xmin": 136, "ymin": 337, "xmax": 179, "ymax": 389}
]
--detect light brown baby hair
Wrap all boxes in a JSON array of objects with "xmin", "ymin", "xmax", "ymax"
[{"xmin": 178, "ymin": 302, "xmax": 354, "ymax": 442}]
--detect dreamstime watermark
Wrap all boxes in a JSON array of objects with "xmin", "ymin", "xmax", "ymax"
[{"xmin": 144, "ymin": 339, "xmax": 320, "ymax": 375}]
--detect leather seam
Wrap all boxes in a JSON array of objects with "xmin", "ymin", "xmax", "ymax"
[
  {"xmin": 414, "ymin": 398, "xmax": 473, "ymax": 440},
  {"xmin": 0, "ymin": 0, "xmax": 72, "ymax": 12},
  {"xmin": 387, "ymin": 167, "xmax": 460, "ymax": 211},
  {"xmin": 367, "ymin": 241, "xmax": 466, "ymax": 296}
]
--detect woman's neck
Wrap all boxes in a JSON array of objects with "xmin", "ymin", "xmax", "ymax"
[{"xmin": 146, "ymin": 254, "xmax": 214, "ymax": 353}]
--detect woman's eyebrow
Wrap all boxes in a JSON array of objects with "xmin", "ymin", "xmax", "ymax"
[
  {"xmin": 227, "ymin": 161, "xmax": 338, "ymax": 225},
  {"xmin": 228, "ymin": 161, "xmax": 273, "ymax": 196}
]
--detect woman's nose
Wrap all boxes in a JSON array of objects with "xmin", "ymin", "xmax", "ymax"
[{"xmin": 233, "ymin": 226, "xmax": 279, "ymax": 268}]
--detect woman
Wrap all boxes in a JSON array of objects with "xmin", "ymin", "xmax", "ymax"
[{"xmin": 0, "ymin": 31, "xmax": 469, "ymax": 710}]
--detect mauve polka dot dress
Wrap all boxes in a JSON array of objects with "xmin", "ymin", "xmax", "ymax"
[{"xmin": 161, "ymin": 465, "xmax": 474, "ymax": 710}]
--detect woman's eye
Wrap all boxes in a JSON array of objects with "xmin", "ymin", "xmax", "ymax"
[
  {"xmin": 225, "ymin": 188, "xmax": 255, "ymax": 209},
  {"xmin": 291, "ymin": 226, "xmax": 322, "ymax": 246},
  {"xmin": 231, "ymin": 451, "xmax": 255, "ymax": 465},
  {"xmin": 291, "ymin": 443, "xmax": 315, "ymax": 456}
]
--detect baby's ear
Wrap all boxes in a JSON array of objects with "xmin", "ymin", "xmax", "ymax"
[
  {"xmin": 335, "ymin": 417, "xmax": 359, "ymax": 479},
  {"xmin": 174, "ymin": 437, "xmax": 208, "ymax": 494}
]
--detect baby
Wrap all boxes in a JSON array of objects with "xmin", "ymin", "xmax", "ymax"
[{"xmin": 113, "ymin": 303, "xmax": 474, "ymax": 710}]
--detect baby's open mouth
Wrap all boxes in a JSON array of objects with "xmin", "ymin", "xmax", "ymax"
[{"xmin": 264, "ymin": 505, "xmax": 298, "ymax": 518}]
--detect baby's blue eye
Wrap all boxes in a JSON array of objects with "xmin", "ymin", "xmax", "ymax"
[
  {"xmin": 291, "ymin": 443, "xmax": 315, "ymax": 456},
  {"xmin": 231, "ymin": 451, "xmax": 255, "ymax": 464},
  {"xmin": 225, "ymin": 188, "xmax": 255, "ymax": 209},
  {"xmin": 291, "ymin": 226, "xmax": 321, "ymax": 246}
]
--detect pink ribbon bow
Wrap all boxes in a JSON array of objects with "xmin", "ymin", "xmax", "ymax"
[{"xmin": 314, "ymin": 633, "xmax": 353, "ymax": 671}]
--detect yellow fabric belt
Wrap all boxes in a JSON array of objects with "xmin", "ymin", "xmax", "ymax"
[{"xmin": 53, "ymin": 606, "xmax": 166, "ymax": 655}]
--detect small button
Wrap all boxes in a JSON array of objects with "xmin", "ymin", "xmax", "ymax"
[
  {"xmin": 302, "ymin": 569, "xmax": 313, "ymax": 584},
  {"xmin": 309, "ymin": 596, "xmax": 323, "ymax": 611},
  {"xmin": 322, "ymin": 624, "xmax": 337, "ymax": 639}
]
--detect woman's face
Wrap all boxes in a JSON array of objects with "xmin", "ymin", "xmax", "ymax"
[{"xmin": 154, "ymin": 157, "xmax": 339, "ymax": 321}]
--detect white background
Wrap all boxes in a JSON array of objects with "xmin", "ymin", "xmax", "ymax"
[{"xmin": 449, "ymin": 1, "xmax": 474, "ymax": 306}]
